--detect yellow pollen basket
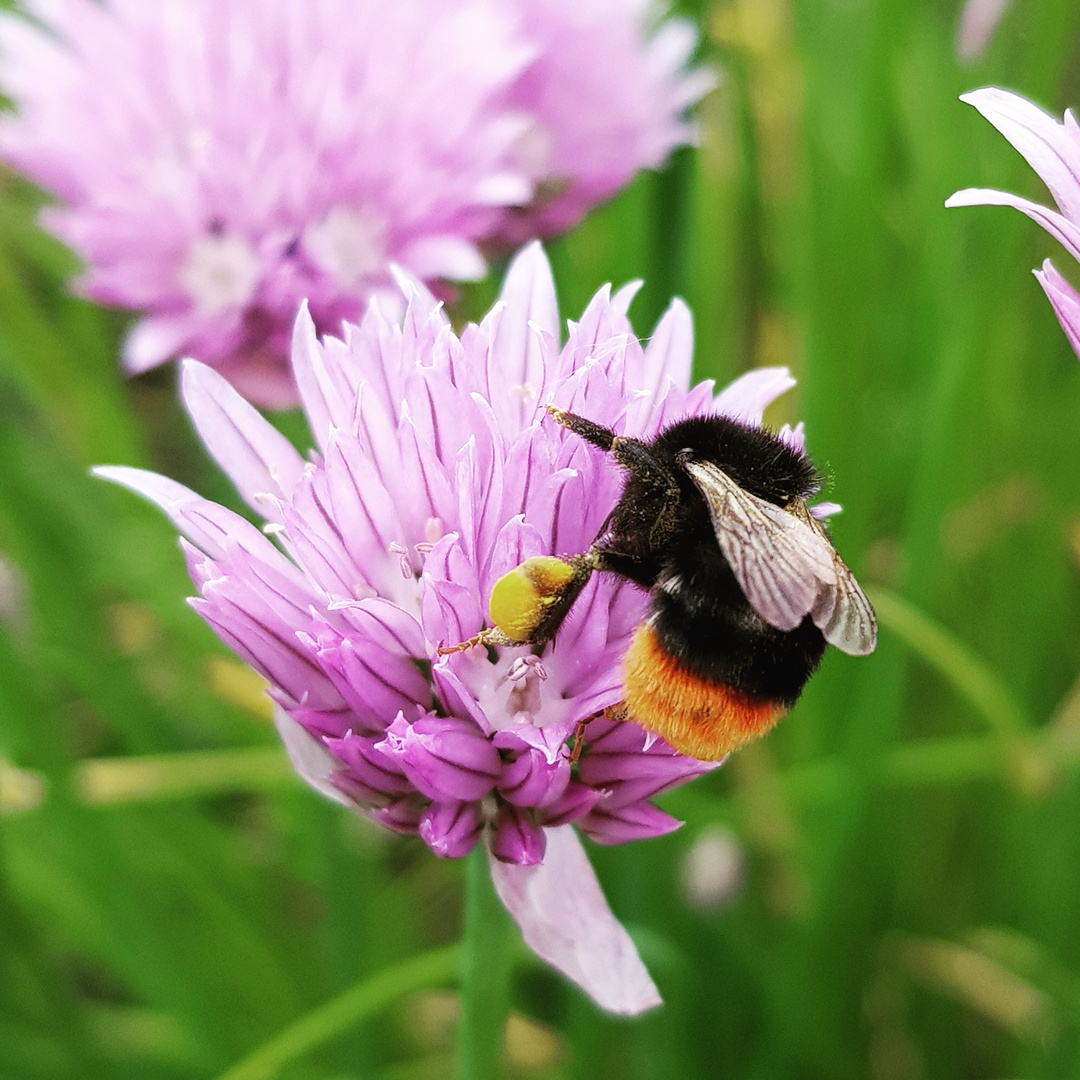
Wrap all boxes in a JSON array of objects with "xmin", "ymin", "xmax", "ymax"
[{"xmin": 488, "ymin": 555, "xmax": 577, "ymax": 642}]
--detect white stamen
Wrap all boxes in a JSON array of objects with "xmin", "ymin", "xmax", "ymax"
[
  {"xmin": 512, "ymin": 120, "xmax": 555, "ymax": 181},
  {"xmin": 389, "ymin": 542, "xmax": 412, "ymax": 580},
  {"xmin": 505, "ymin": 654, "xmax": 547, "ymax": 686},
  {"xmin": 303, "ymin": 206, "xmax": 387, "ymax": 288},
  {"xmin": 179, "ymin": 233, "xmax": 260, "ymax": 317}
]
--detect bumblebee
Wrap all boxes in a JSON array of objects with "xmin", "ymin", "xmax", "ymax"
[{"xmin": 477, "ymin": 406, "xmax": 877, "ymax": 761}]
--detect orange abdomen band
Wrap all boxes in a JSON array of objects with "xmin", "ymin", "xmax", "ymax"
[{"xmin": 621, "ymin": 624, "xmax": 787, "ymax": 761}]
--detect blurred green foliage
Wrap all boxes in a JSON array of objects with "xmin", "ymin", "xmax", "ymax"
[{"xmin": 4, "ymin": 0, "xmax": 1080, "ymax": 1077}]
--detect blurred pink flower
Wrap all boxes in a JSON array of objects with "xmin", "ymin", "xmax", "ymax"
[
  {"xmin": 97, "ymin": 244, "xmax": 802, "ymax": 1013},
  {"xmin": 0, "ymin": 0, "xmax": 708, "ymax": 406},
  {"xmin": 497, "ymin": 0, "xmax": 714, "ymax": 244},
  {"xmin": 946, "ymin": 87, "xmax": 1080, "ymax": 358},
  {"xmin": 955, "ymin": 0, "xmax": 1012, "ymax": 63}
]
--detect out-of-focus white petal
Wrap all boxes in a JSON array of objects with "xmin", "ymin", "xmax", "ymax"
[
  {"xmin": 398, "ymin": 236, "xmax": 486, "ymax": 281},
  {"xmin": 488, "ymin": 825, "xmax": 662, "ymax": 1015},
  {"xmin": 122, "ymin": 314, "xmax": 197, "ymax": 374},
  {"xmin": 956, "ymin": 0, "xmax": 1011, "ymax": 63}
]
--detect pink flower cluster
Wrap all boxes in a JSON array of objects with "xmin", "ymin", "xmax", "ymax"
[
  {"xmin": 0, "ymin": 0, "xmax": 710, "ymax": 405},
  {"xmin": 98, "ymin": 244, "xmax": 805, "ymax": 1012}
]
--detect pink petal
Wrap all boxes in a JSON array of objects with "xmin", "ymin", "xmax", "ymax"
[
  {"xmin": 94, "ymin": 466, "xmax": 280, "ymax": 564},
  {"xmin": 399, "ymin": 235, "xmax": 486, "ymax": 281},
  {"xmin": 488, "ymin": 825, "xmax": 661, "ymax": 1015},
  {"xmin": 956, "ymin": 0, "xmax": 1011, "ymax": 63},
  {"xmin": 489, "ymin": 240, "xmax": 560, "ymax": 423},
  {"xmin": 1034, "ymin": 258, "xmax": 1080, "ymax": 359},
  {"xmin": 958, "ymin": 88, "xmax": 1080, "ymax": 222},
  {"xmin": 181, "ymin": 360, "xmax": 306, "ymax": 522},
  {"xmin": 610, "ymin": 279, "xmax": 644, "ymax": 316},
  {"xmin": 641, "ymin": 297, "xmax": 694, "ymax": 397},
  {"xmin": 945, "ymin": 186, "xmax": 1080, "ymax": 264},
  {"xmin": 713, "ymin": 366, "xmax": 796, "ymax": 425},
  {"xmin": 273, "ymin": 707, "xmax": 356, "ymax": 809},
  {"xmin": 291, "ymin": 302, "xmax": 357, "ymax": 452}
]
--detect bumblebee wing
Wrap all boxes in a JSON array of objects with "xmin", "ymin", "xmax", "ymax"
[
  {"xmin": 682, "ymin": 459, "xmax": 837, "ymax": 632},
  {"xmin": 792, "ymin": 503, "xmax": 878, "ymax": 656}
]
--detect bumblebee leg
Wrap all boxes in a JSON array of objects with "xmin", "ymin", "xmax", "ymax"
[
  {"xmin": 607, "ymin": 437, "xmax": 680, "ymax": 500},
  {"xmin": 546, "ymin": 405, "xmax": 616, "ymax": 451},
  {"xmin": 568, "ymin": 710, "xmax": 604, "ymax": 763},
  {"xmin": 547, "ymin": 406, "xmax": 681, "ymax": 524},
  {"xmin": 592, "ymin": 547, "xmax": 662, "ymax": 589}
]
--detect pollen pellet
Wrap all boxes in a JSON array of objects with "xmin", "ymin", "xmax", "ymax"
[{"xmin": 489, "ymin": 556, "xmax": 577, "ymax": 642}]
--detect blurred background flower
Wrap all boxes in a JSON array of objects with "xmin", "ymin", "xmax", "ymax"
[{"xmin": 0, "ymin": 0, "xmax": 707, "ymax": 405}]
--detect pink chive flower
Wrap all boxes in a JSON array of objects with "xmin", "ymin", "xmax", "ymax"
[
  {"xmin": 946, "ymin": 88, "xmax": 1080, "ymax": 359},
  {"xmin": 0, "ymin": 0, "xmax": 708, "ymax": 408},
  {"xmin": 95, "ymin": 243, "xmax": 805, "ymax": 1014}
]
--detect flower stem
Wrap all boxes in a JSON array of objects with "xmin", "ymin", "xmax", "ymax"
[
  {"xmin": 866, "ymin": 586, "xmax": 1033, "ymax": 736},
  {"xmin": 457, "ymin": 846, "xmax": 511, "ymax": 1080},
  {"xmin": 214, "ymin": 945, "xmax": 460, "ymax": 1080}
]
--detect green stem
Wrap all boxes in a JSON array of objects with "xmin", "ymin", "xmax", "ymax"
[
  {"xmin": 214, "ymin": 945, "xmax": 460, "ymax": 1080},
  {"xmin": 867, "ymin": 586, "xmax": 1034, "ymax": 737},
  {"xmin": 457, "ymin": 845, "xmax": 511, "ymax": 1080},
  {"xmin": 76, "ymin": 747, "xmax": 294, "ymax": 805}
]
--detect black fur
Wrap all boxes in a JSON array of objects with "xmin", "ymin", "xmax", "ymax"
[{"xmin": 593, "ymin": 415, "xmax": 827, "ymax": 704}]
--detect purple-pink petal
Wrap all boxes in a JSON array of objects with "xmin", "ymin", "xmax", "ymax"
[
  {"xmin": 371, "ymin": 798, "xmax": 425, "ymax": 836},
  {"xmin": 579, "ymin": 800, "xmax": 685, "ymax": 845},
  {"xmin": 713, "ymin": 366, "xmax": 798, "ymax": 427},
  {"xmin": 377, "ymin": 714, "xmax": 501, "ymax": 803},
  {"xmin": 490, "ymin": 803, "xmax": 548, "ymax": 866},
  {"xmin": 273, "ymin": 709, "xmax": 356, "ymax": 810},
  {"xmin": 537, "ymin": 781, "xmax": 607, "ymax": 828},
  {"xmin": 191, "ymin": 598, "xmax": 339, "ymax": 712},
  {"xmin": 324, "ymin": 731, "xmax": 414, "ymax": 800},
  {"xmin": 290, "ymin": 302, "xmax": 358, "ymax": 452},
  {"xmin": 1034, "ymin": 259, "xmax": 1080, "ymax": 359},
  {"xmin": 488, "ymin": 826, "xmax": 662, "ymax": 1015},
  {"xmin": 497, "ymin": 746, "xmax": 571, "ymax": 809},
  {"xmin": 640, "ymin": 297, "xmax": 694, "ymax": 399},
  {"xmin": 419, "ymin": 801, "xmax": 485, "ymax": 859}
]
